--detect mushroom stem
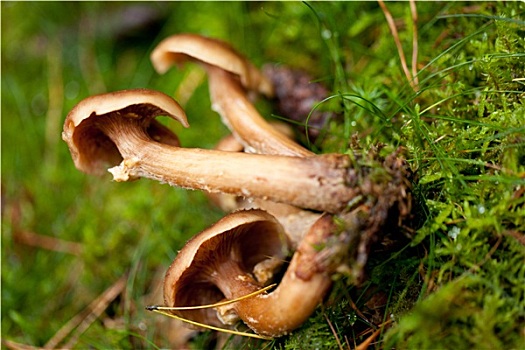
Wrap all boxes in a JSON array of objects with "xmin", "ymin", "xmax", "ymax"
[
  {"xmin": 209, "ymin": 132, "xmax": 323, "ymax": 247},
  {"xmin": 87, "ymin": 114, "xmax": 356, "ymax": 213},
  {"xmin": 207, "ymin": 65, "xmax": 313, "ymax": 157},
  {"xmin": 63, "ymin": 89, "xmax": 362, "ymax": 213},
  {"xmin": 227, "ymin": 212, "xmax": 363, "ymax": 337},
  {"xmin": 150, "ymin": 33, "xmax": 313, "ymax": 156},
  {"xmin": 212, "ymin": 260, "xmax": 331, "ymax": 337},
  {"xmin": 178, "ymin": 212, "xmax": 358, "ymax": 337},
  {"xmin": 224, "ymin": 214, "xmax": 351, "ymax": 337}
]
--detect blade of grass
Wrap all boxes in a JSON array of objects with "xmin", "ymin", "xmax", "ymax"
[{"xmin": 377, "ymin": 0, "xmax": 416, "ymax": 91}]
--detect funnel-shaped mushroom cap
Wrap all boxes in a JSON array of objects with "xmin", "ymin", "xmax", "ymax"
[
  {"xmin": 62, "ymin": 88, "xmax": 188, "ymax": 175},
  {"xmin": 150, "ymin": 33, "xmax": 274, "ymax": 97},
  {"xmin": 163, "ymin": 209, "xmax": 289, "ymax": 327}
]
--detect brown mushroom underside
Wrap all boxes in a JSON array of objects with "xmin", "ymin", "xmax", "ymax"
[
  {"xmin": 150, "ymin": 33, "xmax": 312, "ymax": 157},
  {"xmin": 163, "ymin": 209, "xmax": 290, "ymax": 327},
  {"xmin": 163, "ymin": 210, "xmax": 360, "ymax": 337},
  {"xmin": 62, "ymin": 89, "xmax": 366, "ymax": 213}
]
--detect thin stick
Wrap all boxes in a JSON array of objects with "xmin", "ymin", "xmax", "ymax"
[
  {"xmin": 503, "ymin": 229, "xmax": 525, "ymax": 246},
  {"xmin": 348, "ymin": 297, "xmax": 374, "ymax": 329},
  {"xmin": 355, "ymin": 327, "xmax": 382, "ymax": 350},
  {"xmin": 44, "ymin": 275, "xmax": 127, "ymax": 349},
  {"xmin": 3, "ymin": 340, "xmax": 43, "ymax": 350},
  {"xmin": 14, "ymin": 230, "xmax": 83, "ymax": 256},
  {"xmin": 355, "ymin": 319, "xmax": 392, "ymax": 350},
  {"xmin": 344, "ymin": 335, "xmax": 352, "ymax": 350},
  {"xmin": 378, "ymin": 0, "xmax": 416, "ymax": 91},
  {"xmin": 150, "ymin": 309, "xmax": 272, "ymax": 340},
  {"xmin": 324, "ymin": 313, "xmax": 344, "ymax": 350},
  {"xmin": 147, "ymin": 284, "xmax": 277, "ymax": 340},
  {"xmin": 410, "ymin": 0, "xmax": 419, "ymax": 88}
]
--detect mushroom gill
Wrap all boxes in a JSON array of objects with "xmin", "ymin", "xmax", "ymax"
[
  {"xmin": 150, "ymin": 33, "xmax": 313, "ymax": 157},
  {"xmin": 62, "ymin": 89, "xmax": 367, "ymax": 213},
  {"xmin": 163, "ymin": 209, "xmax": 361, "ymax": 337}
]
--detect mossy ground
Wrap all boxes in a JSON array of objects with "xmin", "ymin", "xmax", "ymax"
[{"xmin": 2, "ymin": 2, "xmax": 524, "ymax": 349}]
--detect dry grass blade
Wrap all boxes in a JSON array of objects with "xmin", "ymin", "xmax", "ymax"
[
  {"xmin": 147, "ymin": 283, "xmax": 277, "ymax": 340},
  {"xmin": 174, "ymin": 66, "xmax": 206, "ymax": 107},
  {"xmin": 3, "ymin": 340, "xmax": 45, "ymax": 350},
  {"xmin": 356, "ymin": 327, "xmax": 382, "ymax": 350},
  {"xmin": 410, "ymin": 0, "xmax": 419, "ymax": 87},
  {"xmin": 44, "ymin": 275, "xmax": 127, "ymax": 349},
  {"xmin": 324, "ymin": 312, "xmax": 343, "ymax": 350},
  {"xmin": 503, "ymin": 230, "xmax": 525, "ymax": 246},
  {"xmin": 14, "ymin": 230, "xmax": 83, "ymax": 256},
  {"xmin": 149, "ymin": 309, "xmax": 272, "ymax": 340},
  {"xmin": 148, "ymin": 283, "xmax": 276, "ymax": 311},
  {"xmin": 355, "ymin": 320, "xmax": 392, "ymax": 350},
  {"xmin": 377, "ymin": 0, "xmax": 417, "ymax": 91}
]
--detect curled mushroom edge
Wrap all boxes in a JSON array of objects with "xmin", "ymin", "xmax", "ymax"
[
  {"xmin": 62, "ymin": 32, "xmax": 413, "ymax": 342},
  {"xmin": 62, "ymin": 87, "xmax": 372, "ymax": 214},
  {"xmin": 162, "ymin": 208, "xmax": 362, "ymax": 338},
  {"xmin": 151, "ymin": 33, "xmax": 313, "ymax": 157}
]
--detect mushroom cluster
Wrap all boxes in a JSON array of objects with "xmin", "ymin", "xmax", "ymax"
[{"xmin": 62, "ymin": 34, "xmax": 412, "ymax": 338}]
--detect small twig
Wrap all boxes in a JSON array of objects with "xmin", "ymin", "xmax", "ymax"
[
  {"xmin": 356, "ymin": 327, "xmax": 382, "ymax": 350},
  {"xmin": 355, "ymin": 319, "xmax": 392, "ymax": 350},
  {"xmin": 14, "ymin": 230, "xmax": 83, "ymax": 256},
  {"xmin": 468, "ymin": 235, "xmax": 503, "ymax": 273},
  {"xmin": 503, "ymin": 229, "xmax": 525, "ymax": 246},
  {"xmin": 44, "ymin": 275, "xmax": 127, "ymax": 349},
  {"xmin": 324, "ymin": 312, "xmax": 344, "ymax": 350},
  {"xmin": 433, "ymin": 134, "xmax": 448, "ymax": 144},
  {"xmin": 348, "ymin": 297, "xmax": 374, "ymax": 329},
  {"xmin": 344, "ymin": 335, "xmax": 352, "ymax": 350},
  {"xmin": 378, "ymin": 0, "xmax": 417, "ymax": 91},
  {"xmin": 3, "ymin": 340, "xmax": 44, "ymax": 350}
]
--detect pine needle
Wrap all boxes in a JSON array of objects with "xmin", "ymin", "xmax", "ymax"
[
  {"xmin": 147, "ymin": 283, "xmax": 276, "ymax": 311},
  {"xmin": 146, "ymin": 284, "xmax": 277, "ymax": 340},
  {"xmin": 378, "ymin": 0, "xmax": 418, "ymax": 91}
]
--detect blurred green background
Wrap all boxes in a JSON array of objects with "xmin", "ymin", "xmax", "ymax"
[{"xmin": 2, "ymin": 2, "xmax": 524, "ymax": 349}]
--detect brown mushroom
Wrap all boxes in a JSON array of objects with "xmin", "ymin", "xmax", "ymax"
[
  {"xmin": 150, "ymin": 33, "xmax": 313, "ymax": 157},
  {"xmin": 151, "ymin": 33, "xmax": 273, "ymax": 97},
  {"xmin": 207, "ymin": 126, "xmax": 320, "ymax": 248},
  {"xmin": 62, "ymin": 88, "xmax": 363, "ymax": 213},
  {"xmin": 162, "ymin": 209, "xmax": 359, "ymax": 337},
  {"xmin": 62, "ymin": 88, "xmax": 188, "ymax": 176}
]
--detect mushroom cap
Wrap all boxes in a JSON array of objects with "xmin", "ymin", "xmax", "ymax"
[
  {"xmin": 163, "ymin": 209, "xmax": 289, "ymax": 327},
  {"xmin": 62, "ymin": 88, "xmax": 188, "ymax": 175},
  {"xmin": 150, "ymin": 33, "xmax": 274, "ymax": 97}
]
